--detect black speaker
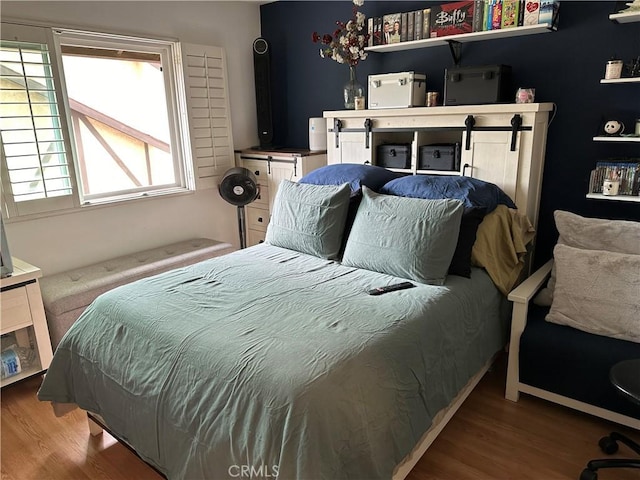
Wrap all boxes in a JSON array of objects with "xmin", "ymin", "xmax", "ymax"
[{"xmin": 253, "ymin": 37, "xmax": 273, "ymax": 149}]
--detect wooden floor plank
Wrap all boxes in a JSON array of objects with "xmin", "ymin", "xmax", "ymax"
[{"xmin": 2, "ymin": 353, "xmax": 638, "ymax": 479}]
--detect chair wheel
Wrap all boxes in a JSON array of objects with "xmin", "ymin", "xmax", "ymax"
[
  {"xmin": 599, "ymin": 435, "xmax": 619, "ymax": 454},
  {"xmin": 580, "ymin": 468, "xmax": 598, "ymax": 480}
]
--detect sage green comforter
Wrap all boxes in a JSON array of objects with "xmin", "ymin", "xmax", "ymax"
[{"xmin": 38, "ymin": 245, "xmax": 508, "ymax": 479}]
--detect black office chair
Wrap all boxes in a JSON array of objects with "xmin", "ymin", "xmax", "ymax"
[{"xmin": 579, "ymin": 359, "xmax": 640, "ymax": 480}]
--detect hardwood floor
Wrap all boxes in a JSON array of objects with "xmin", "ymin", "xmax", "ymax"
[{"xmin": 2, "ymin": 354, "xmax": 638, "ymax": 480}]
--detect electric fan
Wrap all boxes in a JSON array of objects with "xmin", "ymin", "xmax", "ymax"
[{"xmin": 219, "ymin": 167, "xmax": 260, "ymax": 249}]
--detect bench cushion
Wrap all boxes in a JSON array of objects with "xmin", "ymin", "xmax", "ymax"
[
  {"xmin": 41, "ymin": 238, "xmax": 234, "ymax": 348},
  {"xmin": 520, "ymin": 304, "xmax": 640, "ymax": 420}
]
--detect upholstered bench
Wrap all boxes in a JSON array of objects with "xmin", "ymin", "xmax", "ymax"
[{"xmin": 40, "ymin": 238, "xmax": 234, "ymax": 349}]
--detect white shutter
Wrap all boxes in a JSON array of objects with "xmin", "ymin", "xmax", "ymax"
[
  {"xmin": 1, "ymin": 22, "xmax": 79, "ymax": 217},
  {"xmin": 181, "ymin": 43, "xmax": 235, "ymax": 189}
]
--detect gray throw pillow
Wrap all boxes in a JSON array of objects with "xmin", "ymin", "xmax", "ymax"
[
  {"xmin": 535, "ymin": 210, "xmax": 640, "ymax": 306},
  {"xmin": 546, "ymin": 244, "xmax": 640, "ymax": 343},
  {"xmin": 265, "ymin": 180, "xmax": 351, "ymax": 259},
  {"xmin": 341, "ymin": 187, "xmax": 464, "ymax": 285}
]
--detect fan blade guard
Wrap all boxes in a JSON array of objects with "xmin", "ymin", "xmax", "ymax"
[{"xmin": 218, "ymin": 167, "xmax": 259, "ymax": 206}]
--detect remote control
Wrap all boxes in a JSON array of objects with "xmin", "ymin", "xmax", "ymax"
[{"xmin": 367, "ymin": 281, "xmax": 415, "ymax": 296}]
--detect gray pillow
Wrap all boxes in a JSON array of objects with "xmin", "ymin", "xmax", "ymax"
[
  {"xmin": 341, "ymin": 187, "xmax": 464, "ymax": 285},
  {"xmin": 546, "ymin": 244, "xmax": 640, "ymax": 343},
  {"xmin": 535, "ymin": 210, "xmax": 640, "ymax": 306},
  {"xmin": 265, "ymin": 180, "xmax": 351, "ymax": 259},
  {"xmin": 553, "ymin": 210, "xmax": 640, "ymax": 254}
]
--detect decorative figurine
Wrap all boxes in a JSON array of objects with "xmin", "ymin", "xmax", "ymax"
[{"xmin": 602, "ymin": 120, "xmax": 625, "ymax": 136}]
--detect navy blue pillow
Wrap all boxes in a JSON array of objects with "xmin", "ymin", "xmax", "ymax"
[
  {"xmin": 299, "ymin": 164, "xmax": 403, "ymax": 194},
  {"xmin": 379, "ymin": 174, "xmax": 516, "ymax": 213},
  {"xmin": 448, "ymin": 207, "xmax": 486, "ymax": 278}
]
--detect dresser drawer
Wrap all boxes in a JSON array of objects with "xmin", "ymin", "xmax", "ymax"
[
  {"xmin": 1, "ymin": 286, "xmax": 34, "ymax": 334},
  {"xmin": 253, "ymin": 185, "xmax": 269, "ymax": 208},
  {"xmin": 247, "ymin": 206, "xmax": 269, "ymax": 232},
  {"xmin": 243, "ymin": 160, "xmax": 269, "ymax": 186},
  {"xmin": 247, "ymin": 228, "xmax": 266, "ymax": 247}
]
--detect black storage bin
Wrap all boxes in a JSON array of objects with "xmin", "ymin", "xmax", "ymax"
[
  {"xmin": 418, "ymin": 143, "xmax": 461, "ymax": 171},
  {"xmin": 376, "ymin": 144, "xmax": 411, "ymax": 169},
  {"xmin": 444, "ymin": 64, "xmax": 512, "ymax": 106}
]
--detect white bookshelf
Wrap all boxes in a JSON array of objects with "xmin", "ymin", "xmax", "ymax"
[
  {"xmin": 592, "ymin": 136, "xmax": 640, "ymax": 142},
  {"xmin": 600, "ymin": 77, "xmax": 640, "ymax": 84},
  {"xmin": 365, "ymin": 23, "xmax": 554, "ymax": 53},
  {"xmin": 586, "ymin": 193, "xmax": 640, "ymax": 203},
  {"xmin": 609, "ymin": 10, "xmax": 640, "ymax": 23}
]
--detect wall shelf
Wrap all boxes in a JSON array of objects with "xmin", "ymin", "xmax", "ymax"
[
  {"xmin": 364, "ymin": 23, "xmax": 554, "ymax": 53},
  {"xmin": 592, "ymin": 136, "xmax": 640, "ymax": 142},
  {"xmin": 600, "ymin": 77, "xmax": 640, "ymax": 84},
  {"xmin": 586, "ymin": 193, "xmax": 640, "ymax": 202},
  {"xmin": 590, "ymin": 35, "xmax": 640, "ymax": 202},
  {"xmin": 609, "ymin": 11, "xmax": 640, "ymax": 23}
]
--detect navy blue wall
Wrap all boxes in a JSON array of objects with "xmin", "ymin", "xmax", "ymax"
[{"xmin": 260, "ymin": 1, "xmax": 640, "ymax": 265}]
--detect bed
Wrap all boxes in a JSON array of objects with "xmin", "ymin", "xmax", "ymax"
[{"xmin": 38, "ymin": 165, "xmax": 538, "ymax": 480}]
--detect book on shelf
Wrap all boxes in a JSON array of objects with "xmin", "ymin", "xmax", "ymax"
[
  {"xmin": 539, "ymin": 0, "xmax": 559, "ymax": 29},
  {"xmin": 517, "ymin": 0, "xmax": 525, "ymax": 27},
  {"xmin": 383, "ymin": 13, "xmax": 401, "ymax": 44},
  {"xmin": 491, "ymin": 0, "xmax": 503, "ymax": 30},
  {"xmin": 407, "ymin": 11, "xmax": 415, "ymax": 41},
  {"xmin": 501, "ymin": 0, "xmax": 520, "ymax": 28},
  {"xmin": 473, "ymin": 0, "xmax": 485, "ymax": 31},
  {"xmin": 401, "ymin": 12, "xmax": 408, "ymax": 42},
  {"xmin": 409, "ymin": 10, "xmax": 424, "ymax": 40},
  {"xmin": 483, "ymin": 0, "xmax": 492, "ymax": 30},
  {"xmin": 373, "ymin": 17, "xmax": 382, "ymax": 45},
  {"xmin": 423, "ymin": 8, "xmax": 431, "ymax": 38},
  {"xmin": 523, "ymin": 0, "xmax": 540, "ymax": 25},
  {"xmin": 589, "ymin": 161, "xmax": 640, "ymax": 196},
  {"xmin": 430, "ymin": 1, "xmax": 475, "ymax": 37}
]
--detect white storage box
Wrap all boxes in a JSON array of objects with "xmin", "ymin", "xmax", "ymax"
[{"xmin": 368, "ymin": 72, "xmax": 426, "ymax": 109}]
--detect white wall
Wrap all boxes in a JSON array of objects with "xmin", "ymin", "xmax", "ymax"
[{"xmin": 1, "ymin": 1, "xmax": 262, "ymax": 275}]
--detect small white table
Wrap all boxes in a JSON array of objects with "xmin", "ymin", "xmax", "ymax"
[{"xmin": 1, "ymin": 258, "xmax": 53, "ymax": 387}]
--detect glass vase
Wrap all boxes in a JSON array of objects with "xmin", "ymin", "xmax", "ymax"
[{"xmin": 343, "ymin": 65, "xmax": 364, "ymax": 110}]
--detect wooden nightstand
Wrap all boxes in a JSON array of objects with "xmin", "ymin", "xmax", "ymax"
[{"xmin": 1, "ymin": 258, "xmax": 53, "ymax": 387}]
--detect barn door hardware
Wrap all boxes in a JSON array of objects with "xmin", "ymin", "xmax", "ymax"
[
  {"xmin": 364, "ymin": 118, "xmax": 372, "ymax": 149},
  {"xmin": 464, "ymin": 115, "xmax": 475, "ymax": 150},
  {"xmin": 463, "ymin": 114, "xmax": 529, "ymax": 151},
  {"xmin": 333, "ymin": 118, "xmax": 342, "ymax": 148},
  {"xmin": 240, "ymin": 155, "xmax": 297, "ymax": 176},
  {"xmin": 510, "ymin": 114, "xmax": 522, "ymax": 151}
]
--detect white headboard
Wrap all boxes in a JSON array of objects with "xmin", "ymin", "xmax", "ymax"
[{"xmin": 323, "ymin": 103, "xmax": 554, "ymax": 231}]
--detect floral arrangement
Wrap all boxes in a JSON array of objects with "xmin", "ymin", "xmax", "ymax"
[{"xmin": 312, "ymin": 0, "xmax": 369, "ymax": 67}]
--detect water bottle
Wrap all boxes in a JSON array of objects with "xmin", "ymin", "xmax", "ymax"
[{"xmin": 1, "ymin": 345, "xmax": 35, "ymax": 379}]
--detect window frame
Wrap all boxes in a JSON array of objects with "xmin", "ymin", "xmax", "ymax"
[
  {"xmin": 1, "ymin": 21, "xmax": 197, "ymax": 219},
  {"xmin": 55, "ymin": 28, "xmax": 196, "ymax": 205}
]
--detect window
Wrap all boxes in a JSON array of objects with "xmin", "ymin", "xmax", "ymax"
[
  {"xmin": 0, "ymin": 23, "xmax": 235, "ymax": 219},
  {"xmin": 58, "ymin": 30, "xmax": 193, "ymax": 204}
]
